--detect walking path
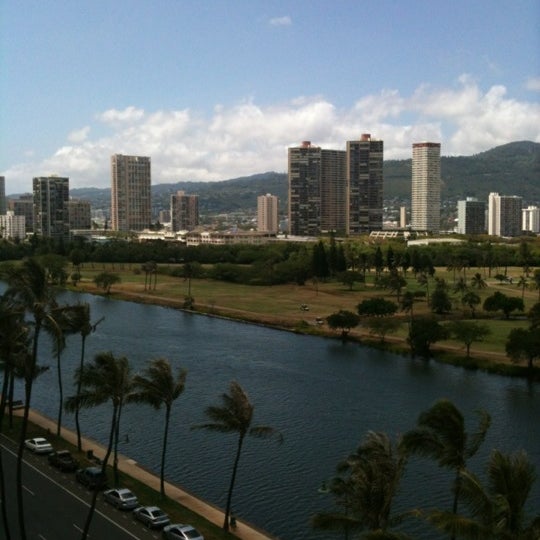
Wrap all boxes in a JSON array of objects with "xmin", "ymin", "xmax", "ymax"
[{"xmin": 20, "ymin": 408, "xmax": 277, "ymax": 540}]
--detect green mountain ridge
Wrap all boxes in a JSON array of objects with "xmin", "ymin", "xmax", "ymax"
[{"xmin": 44, "ymin": 141, "xmax": 540, "ymax": 215}]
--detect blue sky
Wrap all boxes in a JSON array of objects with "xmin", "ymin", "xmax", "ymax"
[{"xmin": 1, "ymin": 0, "xmax": 539, "ymax": 194}]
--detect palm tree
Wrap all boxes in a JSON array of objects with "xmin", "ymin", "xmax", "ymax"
[
  {"xmin": 429, "ymin": 450, "xmax": 540, "ymax": 539},
  {"xmin": 470, "ymin": 272, "xmax": 487, "ymax": 290},
  {"xmin": 62, "ymin": 303, "xmax": 104, "ymax": 450},
  {"xmin": 192, "ymin": 381, "xmax": 283, "ymax": 531},
  {"xmin": 313, "ymin": 431, "xmax": 412, "ymax": 539},
  {"xmin": 0, "ymin": 294, "xmax": 28, "ymax": 540},
  {"xmin": 517, "ymin": 275, "xmax": 528, "ymax": 301},
  {"xmin": 128, "ymin": 358, "xmax": 187, "ymax": 497},
  {"xmin": 400, "ymin": 399, "xmax": 491, "ymax": 540},
  {"xmin": 65, "ymin": 352, "xmax": 132, "ymax": 540},
  {"xmin": 3, "ymin": 258, "xmax": 60, "ymax": 540}
]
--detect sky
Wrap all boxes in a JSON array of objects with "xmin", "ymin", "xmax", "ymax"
[{"xmin": 1, "ymin": 0, "xmax": 539, "ymax": 195}]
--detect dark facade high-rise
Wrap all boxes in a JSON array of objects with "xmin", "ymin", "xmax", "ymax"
[
  {"xmin": 346, "ymin": 134, "xmax": 383, "ymax": 234},
  {"xmin": 33, "ymin": 176, "xmax": 70, "ymax": 239},
  {"xmin": 170, "ymin": 190, "xmax": 199, "ymax": 232}
]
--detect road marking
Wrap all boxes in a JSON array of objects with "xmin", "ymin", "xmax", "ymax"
[
  {"xmin": 23, "ymin": 485, "xmax": 35, "ymax": 496},
  {"xmin": 1, "ymin": 437, "xmax": 140, "ymax": 539}
]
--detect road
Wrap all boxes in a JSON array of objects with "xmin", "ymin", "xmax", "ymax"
[{"xmin": 0, "ymin": 436, "xmax": 158, "ymax": 540}]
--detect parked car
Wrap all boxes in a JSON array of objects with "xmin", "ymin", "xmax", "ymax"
[
  {"xmin": 24, "ymin": 437, "xmax": 53, "ymax": 454},
  {"xmin": 75, "ymin": 466, "xmax": 108, "ymax": 490},
  {"xmin": 162, "ymin": 523, "xmax": 204, "ymax": 540},
  {"xmin": 133, "ymin": 505, "xmax": 170, "ymax": 528},
  {"xmin": 48, "ymin": 450, "xmax": 79, "ymax": 472},
  {"xmin": 103, "ymin": 488, "xmax": 138, "ymax": 510}
]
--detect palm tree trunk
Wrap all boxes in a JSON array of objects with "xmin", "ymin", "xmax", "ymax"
[
  {"xmin": 0, "ymin": 370, "xmax": 12, "ymax": 539},
  {"xmin": 113, "ymin": 401, "xmax": 123, "ymax": 486},
  {"xmin": 16, "ymin": 323, "xmax": 41, "ymax": 540},
  {"xmin": 223, "ymin": 434, "xmax": 245, "ymax": 531},
  {"xmin": 75, "ymin": 335, "xmax": 87, "ymax": 451},
  {"xmin": 56, "ymin": 351, "xmax": 63, "ymax": 436},
  {"xmin": 81, "ymin": 404, "xmax": 118, "ymax": 540},
  {"xmin": 160, "ymin": 406, "xmax": 171, "ymax": 497}
]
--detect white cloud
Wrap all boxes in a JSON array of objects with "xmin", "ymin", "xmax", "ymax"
[
  {"xmin": 269, "ymin": 16, "xmax": 291, "ymax": 26},
  {"xmin": 67, "ymin": 126, "xmax": 90, "ymax": 143},
  {"xmin": 526, "ymin": 77, "xmax": 540, "ymax": 91},
  {"xmin": 3, "ymin": 78, "xmax": 540, "ymax": 193}
]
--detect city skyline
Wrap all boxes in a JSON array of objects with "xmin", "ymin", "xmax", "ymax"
[{"xmin": 1, "ymin": 1, "xmax": 539, "ymax": 195}]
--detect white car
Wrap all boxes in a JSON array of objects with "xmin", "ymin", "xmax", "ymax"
[
  {"xmin": 133, "ymin": 505, "xmax": 170, "ymax": 528},
  {"xmin": 24, "ymin": 437, "xmax": 53, "ymax": 454},
  {"xmin": 103, "ymin": 488, "xmax": 138, "ymax": 510},
  {"xmin": 162, "ymin": 523, "xmax": 204, "ymax": 540}
]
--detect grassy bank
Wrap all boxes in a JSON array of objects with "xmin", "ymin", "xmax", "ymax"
[{"xmin": 68, "ymin": 262, "xmax": 540, "ymax": 380}]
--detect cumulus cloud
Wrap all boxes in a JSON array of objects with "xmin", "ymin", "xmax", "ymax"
[
  {"xmin": 3, "ymin": 77, "xmax": 540, "ymax": 193},
  {"xmin": 269, "ymin": 15, "xmax": 291, "ymax": 26},
  {"xmin": 68, "ymin": 126, "xmax": 90, "ymax": 143}
]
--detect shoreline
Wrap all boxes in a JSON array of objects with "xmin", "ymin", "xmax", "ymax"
[{"xmin": 71, "ymin": 283, "xmax": 540, "ymax": 382}]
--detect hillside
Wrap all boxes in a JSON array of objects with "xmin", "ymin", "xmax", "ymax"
[{"xmin": 68, "ymin": 141, "xmax": 539, "ymax": 214}]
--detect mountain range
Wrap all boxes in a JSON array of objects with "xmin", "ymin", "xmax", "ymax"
[{"xmin": 69, "ymin": 140, "xmax": 540, "ymax": 215}]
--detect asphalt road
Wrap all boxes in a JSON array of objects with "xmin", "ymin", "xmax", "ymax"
[{"xmin": 0, "ymin": 436, "xmax": 161, "ymax": 540}]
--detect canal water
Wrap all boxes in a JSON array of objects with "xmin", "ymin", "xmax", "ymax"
[{"xmin": 15, "ymin": 291, "xmax": 540, "ymax": 538}]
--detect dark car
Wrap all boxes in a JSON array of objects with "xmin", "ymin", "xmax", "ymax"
[
  {"xmin": 48, "ymin": 450, "xmax": 79, "ymax": 472},
  {"xmin": 75, "ymin": 466, "xmax": 107, "ymax": 490}
]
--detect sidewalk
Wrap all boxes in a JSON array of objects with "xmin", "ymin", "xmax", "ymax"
[{"xmin": 21, "ymin": 408, "xmax": 277, "ymax": 540}]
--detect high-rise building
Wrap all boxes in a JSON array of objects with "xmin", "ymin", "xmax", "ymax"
[
  {"xmin": 8, "ymin": 194, "xmax": 34, "ymax": 232},
  {"xmin": 170, "ymin": 190, "xmax": 199, "ymax": 232},
  {"xmin": 488, "ymin": 192, "xmax": 523, "ymax": 237},
  {"xmin": 68, "ymin": 199, "xmax": 92, "ymax": 230},
  {"xmin": 0, "ymin": 211, "xmax": 25, "ymax": 240},
  {"xmin": 346, "ymin": 134, "xmax": 383, "ymax": 234},
  {"xmin": 288, "ymin": 141, "xmax": 346, "ymax": 236},
  {"xmin": 0, "ymin": 176, "xmax": 6, "ymax": 215},
  {"xmin": 411, "ymin": 142, "xmax": 441, "ymax": 233},
  {"xmin": 457, "ymin": 197, "xmax": 486, "ymax": 235},
  {"xmin": 522, "ymin": 206, "xmax": 540, "ymax": 233},
  {"xmin": 33, "ymin": 176, "xmax": 70, "ymax": 239},
  {"xmin": 111, "ymin": 154, "xmax": 151, "ymax": 231},
  {"xmin": 257, "ymin": 193, "xmax": 279, "ymax": 234}
]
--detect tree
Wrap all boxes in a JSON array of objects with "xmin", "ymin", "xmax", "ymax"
[
  {"xmin": 364, "ymin": 317, "xmax": 401, "ymax": 343},
  {"xmin": 407, "ymin": 316, "xmax": 448, "ymax": 358},
  {"xmin": 461, "ymin": 291, "xmax": 481, "ymax": 318},
  {"xmin": 528, "ymin": 302, "xmax": 540, "ymax": 329},
  {"xmin": 326, "ymin": 310, "xmax": 360, "ymax": 341},
  {"xmin": 128, "ymin": 358, "xmax": 187, "ymax": 497},
  {"xmin": 313, "ymin": 431, "xmax": 410, "ymax": 538},
  {"xmin": 62, "ymin": 303, "xmax": 104, "ymax": 451},
  {"xmin": 377, "ymin": 270, "xmax": 407, "ymax": 301},
  {"xmin": 3, "ymin": 258, "xmax": 61, "ymax": 540},
  {"xmin": 517, "ymin": 275, "xmax": 528, "ymax": 301},
  {"xmin": 430, "ymin": 280, "xmax": 452, "ymax": 315},
  {"xmin": 357, "ymin": 297, "xmax": 398, "ymax": 317},
  {"xmin": 483, "ymin": 291, "xmax": 524, "ymax": 319},
  {"xmin": 400, "ymin": 399, "xmax": 491, "ymax": 540},
  {"xmin": 447, "ymin": 320, "xmax": 490, "ymax": 358},
  {"xmin": 532, "ymin": 269, "xmax": 540, "ymax": 301},
  {"xmin": 429, "ymin": 450, "xmax": 540, "ymax": 539},
  {"xmin": 470, "ymin": 272, "xmax": 487, "ymax": 290},
  {"xmin": 505, "ymin": 327, "xmax": 540, "ymax": 372},
  {"xmin": 94, "ymin": 271, "xmax": 121, "ymax": 294},
  {"xmin": 65, "ymin": 352, "xmax": 132, "ymax": 540},
  {"xmin": 339, "ymin": 270, "xmax": 364, "ymax": 291},
  {"xmin": 192, "ymin": 381, "xmax": 283, "ymax": 531}
]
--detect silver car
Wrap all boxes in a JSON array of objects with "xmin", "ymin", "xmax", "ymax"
[
  {"xmin": 24, "ymin": 437, "xmax": 53, "ymax": 454},
  {"xmin": 162, "ymin": 523, "xmax": 204, "ymax": 540},
  {"xmin": 103, "ymin": 488, "xmax": 138, "ymax": 510},
  {"xmin": 133, "ymin": 505, "xmax": 170, "ymax": 528}
]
